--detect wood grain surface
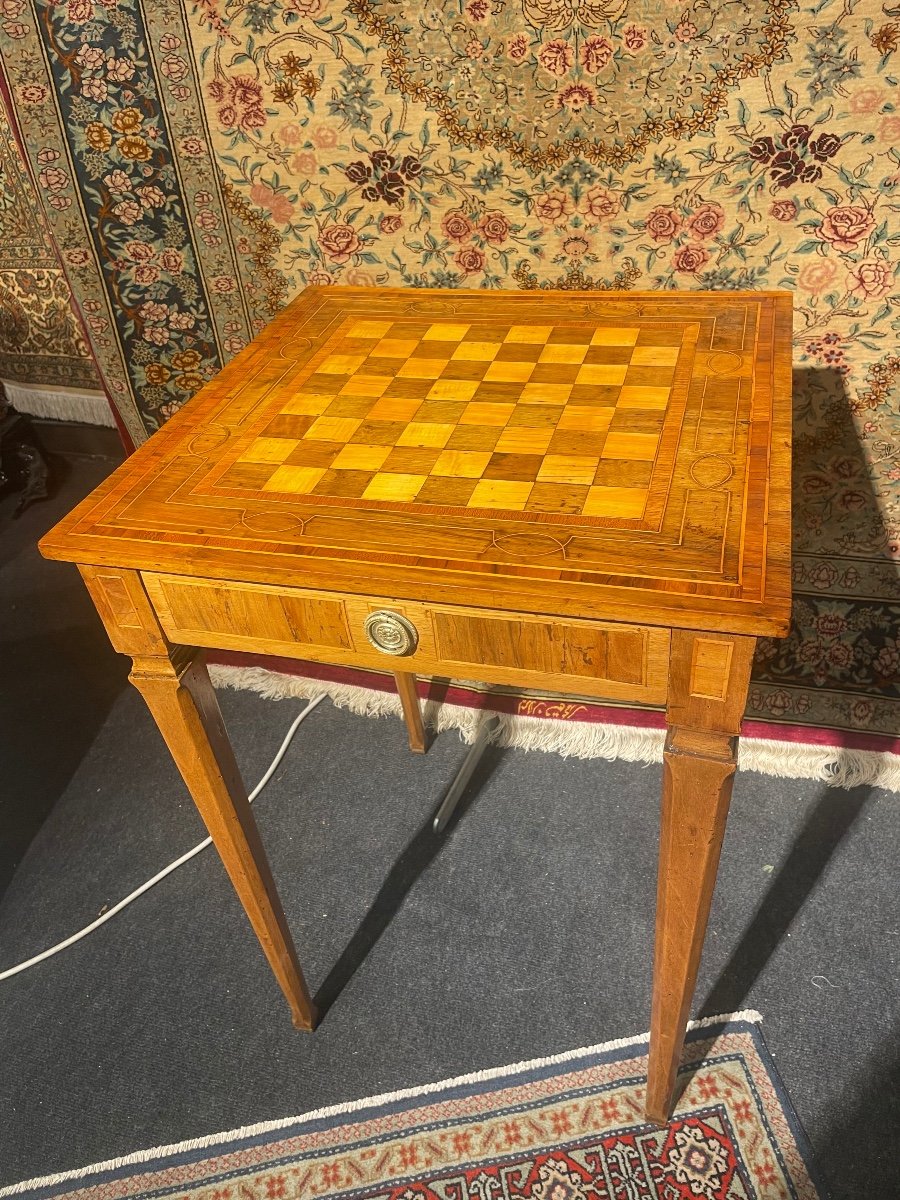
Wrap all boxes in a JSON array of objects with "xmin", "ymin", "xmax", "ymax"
[{"xmin": 39, "ymin": 286, "xmax": 793, "ymax": 639}]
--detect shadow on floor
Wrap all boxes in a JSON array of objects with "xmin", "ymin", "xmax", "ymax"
[
  {"xmin": 314, "ymin": 706, "xmax": 504, "ymax": 1019},
  {"xmin": 0, "ymin": 457, "xmax": 127, "ymax": 899}
]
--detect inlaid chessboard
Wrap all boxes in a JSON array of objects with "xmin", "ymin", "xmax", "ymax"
[
  {"xmin": 41, "ymin": 288, "xmax": 793, "ymax": 636},
  {"xmin": 222, "ymin": 318, "xmax": 690, "ymax": 522}
]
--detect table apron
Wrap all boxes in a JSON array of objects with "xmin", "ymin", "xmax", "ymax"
[{"xmin": 142, "ymin": 571, "xmax": 670, "ymax": 706}]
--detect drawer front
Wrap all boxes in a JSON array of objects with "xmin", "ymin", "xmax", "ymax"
[{"xmin": 142, "ymin": 573, "xmax": 669, "ymax": 704}]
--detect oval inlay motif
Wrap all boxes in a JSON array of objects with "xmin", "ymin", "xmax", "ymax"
[
  {"xmin": 706, "ymin": 351, "xmax": 745, "ymax": 376},
  {"xmin": 188, "ymin": 424, "xmax": 230, "ymax": 455},
  {"xmin": 689, "ymin": 453, "xmax": 734, "ymax": 490},
  {"xmin": 276, "ymin": 336, "xmax": 313, "ymax": 360},
  {"xmin": 491, "ymin": 532, "xmax": 570, "ymax": 559},
  {"xmin": 240, "ymin": 510, "xmax": 304, "ymax": 534},
  {"xmin": 406, "ymin": 299, "xmax": 460, "ymax": 316}
]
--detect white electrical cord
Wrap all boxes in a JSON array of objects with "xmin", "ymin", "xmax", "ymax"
[{"xmin": 0, "ymin": 695, "xmax": 326, "ymax": 983}]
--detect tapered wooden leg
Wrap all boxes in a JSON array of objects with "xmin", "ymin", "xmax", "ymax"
[
  {"xmin": 130, "ymin": 651, "xmax": 317, "ymax": 1031},
  {"xmin": 645, "ymin": 630, "xmax": 756, "ymax": 1124},
  {"xmin": 394, "ymin": 671, "xmax": 426, "ymax": 753}
]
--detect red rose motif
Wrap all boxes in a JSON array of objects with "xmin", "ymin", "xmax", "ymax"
[
  {"xmin": 579, "ymin": 36, "xmax": 612, "ymax": 74},
  {"xmin": 455, "ymin": 245, "xmax": 485, "ymax": 274},
  {"xmin": 848, "ymin": 259, "xmax": 893, "ymax": 299},
  {"xmin": 818, "ymin": 205, "xmax": 875, "ymax": 252},
  {"xmin": 160, "ymin": 249, "xmax": 184, "ymax": 272},
  {"xmin": 581, "ymin": 186, "xmax": 619, "ymax": 220},
  {"xmin": 537, "ymin": 39, "xmax": 573, "ymax": 77},
  {"xmin": 126, "ymin": 241, "xmax": 155, "ymax": 261},
  {"xmin": 623, "ymin": 24, "xmax": 646, "ymax": 50},
  {"xmin": 38, "ymin": 166, "xmax": 68, "ymax": 192},
  {"xmin": 379, "ymin": 214, "xmax": 403, "ymax": 234},
  {"xmin": 442, "ymin": 209, "xmax": 473, "ymax": 241},
  {"xmin": 672, "ymin": 244, "xmax": 710, "ymax": 273},
  {"xmin": 507, "ymin": 33, "xmax": 528, "ymax": 61},
  {"xmin": 317, "ymin": 223, "xmax": 362, "ymax": 263},
  {"xmin": 67, "ymin": 0, "xmax": 93, "ymax": 21},
  {"xmin": 534, "ymin": 190, "xmax": 573, "ymax": 224},
  {"xmin": 478, "ymin": 210, "xmax": 511, "ymax": 244},
  {"xmin": 770, "ymin": 200, "xmax": 797, "ymax": 222},
  {"xmin": 687, "ymin": 202, "xmax": 725, "ymax": 241},
  {"xmin": 645, "ymin": 205, "xmax": 681, "ymax": 243}
]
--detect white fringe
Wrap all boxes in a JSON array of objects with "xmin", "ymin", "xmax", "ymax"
[
  {"xmin": 209, "ymin": 664, "xmax": 900, "ymax": 794},
  {"xmin": 0, "ymin": 1010, "xmax": 762, "ymax": 1197},
  {"xmin": 1, "ymin": 379, "xmax": 114, "ymax": 427}
]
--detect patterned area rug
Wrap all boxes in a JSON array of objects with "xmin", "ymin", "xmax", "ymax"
[
  {"xmin": 0, "ymin": 1015, "xmax": 823, "ymax": 1200},
  {"xmin": 1, "ymin": 0, "xmax": 896, "ymax": 741}
]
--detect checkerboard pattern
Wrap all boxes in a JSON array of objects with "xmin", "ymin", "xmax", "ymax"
[{"xmin": 228, "ymin": 318, "xmax": 684, "ymax": 519}]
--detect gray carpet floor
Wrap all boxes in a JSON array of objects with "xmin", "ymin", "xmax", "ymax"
[{"xmin": 1, "ymin": 455, "xmax": 898, "ymax": 1199}]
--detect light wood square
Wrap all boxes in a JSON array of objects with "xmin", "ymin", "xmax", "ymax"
[
  {"xmin": 367, "ymin": 397, "xmax": 422, "ymax": 421},
  {"xmin": 330, "ymin": 444, "xmax": 392, "ymax": 471},
  {"xmin": 339, "ymin": 374, "xmax": 392, "ymax": 397},
  {"xmin": 505, "ymin": 325, "xmax": 553, "ymax": 343},
  {"xmin": 263, "ymin": 465, "xmax": 326, "ymax": 493},
  {"xmin": 518, "ymin": 383, "xmax": 573, "ymax": 405},
  {"xmin": 484, "ymin": 360, "xmax": 535, "ymax": 383},
  {"xmin": 318, "ymin": 353, "xmax": 367, "ymax": 374},
  {"xmin": 452, "ymin": 341, "xmax": 502, "ymax": 361},
  {"xmin": 427, "ymin": 378, "xmax": 481, "ymax": 401},
  {"xmin": 282, "ymin": 393, "xmax": 332, "ymax": 416},
  {"xmin": 397, "ymin": 358, "xmax": 448, "ymax": 379},
  {"xmin": 363, "ymin": 473, "xmax": 427, "ymax": 501},
  {"xmin": 602, "ymin": 431, "xmax": 660, "ymax": 460},
  {"xmin": 590, "ymin": 327, "xmax": 639, "ymax": 346},
  {"xmin": 630, "ymin": 345, "xmax": 680, "ymax": 367},
  {"xmin": 460, "ymin": 402, "xmax": 515, "ymax": 426},
  {"xmin": 431, "ymin": 450, "xmax": 493, "ymax": 477},
  {"xmin": 347, "ymin": 320, "xmax": 394, "ymax": 339},
  {"xmin": 539, "ymin": 344, "xmax": 589, "ymax": 364},
  {"xmin": 537, "ymin": 455, "xmax": 599, "ymax": 484},
  {"xmin": 576, "ymin": 364, "xmax": 629, "ymax": 386},
  {"xmin": 241, "ymin": 437, "xmax": 298, "ymax": 464},
  {"xmin": 423, "ymin": 323, "xmax": 471, "ymax": 340},
  {"xmin": 305, "ymin": 416, "xmax": 362, "ymax": 441},
  {"xmin": 557, "ymin": 407, "xmax": 614, "ymax": 433},
  {"xmin": 617, "ymin": 385, "xmax": 671, "ymax": 410},
  {"xmin": 495, "ymin": 427, "xmax": 555, "ymax": 453},
  {"xmin": 370, "ymin": 338, "xmax": 421, "ymax": 358},
  {"xmin": 582, "ymin": 486, "xmax": 648, "ymax": 517},
  {"xmin": 397, "ymin": 422, "xmax": 455, "ymax": 448},
  {"xmin": 468, "ymin": 479, "xmax": 534, "ymax": 509}
]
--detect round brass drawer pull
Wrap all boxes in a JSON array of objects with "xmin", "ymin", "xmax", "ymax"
[{"xmin": 364, "ymin": 610, "xmax": 418, "ymax": 656}]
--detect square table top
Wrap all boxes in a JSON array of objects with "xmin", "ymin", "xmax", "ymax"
[{"xmin": 41, "ymin": 286, "xmax": 793, "ymax": 637}]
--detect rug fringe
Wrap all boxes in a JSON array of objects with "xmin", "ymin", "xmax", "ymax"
[
  {"xmin": 0, "ymin": 1012, "xmax": 762, "ymax": 1197},
  {"xmin": 1, "ymin": 380, "xmax": 113, "ymax": 427},
  {"xmin": 209, "ymin": 664, "xmax": 900, "ymax": 793}
]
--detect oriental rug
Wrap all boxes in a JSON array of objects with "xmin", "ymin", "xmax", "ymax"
[{"xmin": 0, "ymin": 1014, "xmax": 823, "ymax": 1200}]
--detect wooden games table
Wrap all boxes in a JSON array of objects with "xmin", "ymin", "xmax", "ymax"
[{"xmin": 39, "ymin": 286, "xmax": 792, "ymax": 1123}]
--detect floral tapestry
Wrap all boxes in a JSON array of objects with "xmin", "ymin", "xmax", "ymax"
[
  {"xmin": 0, "ymin": 86, "xmax": 98, "ymax": 390},
  {"xmin": 0, "ymin": 0, "xmax": 896, "ymax": 738}
]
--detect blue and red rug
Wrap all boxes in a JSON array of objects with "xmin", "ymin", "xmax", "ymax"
[{"xmin": 2, "ymin": 1014, "xmax": 822, "ymax": 1200}]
